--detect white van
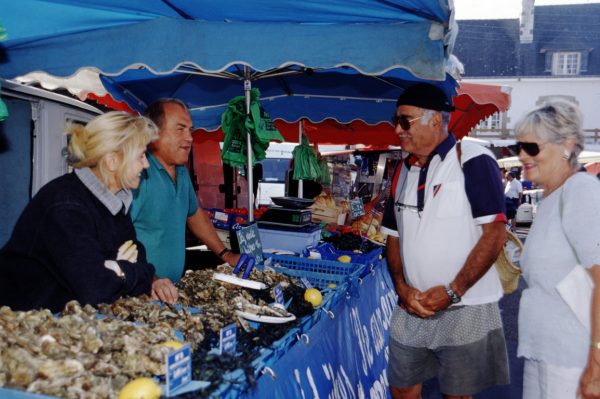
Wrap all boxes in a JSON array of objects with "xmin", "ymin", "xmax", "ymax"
[{"xmin": 0, "ymin": 79, "xmax": 101, "ymax": 245}]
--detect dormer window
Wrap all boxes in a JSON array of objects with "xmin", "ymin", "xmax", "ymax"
[{"xmin": 552, "ymin": 52, "xmax": 581, "ymax": 75}]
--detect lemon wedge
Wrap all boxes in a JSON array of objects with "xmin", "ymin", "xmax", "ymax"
[
  {"xmin": 118, "ymin": 378, "xmax": 162, "ymax": 399},
  {"xmin": 163, "ymin": 340, "xmax": 184, "ymax": 350},
  {"xmin": 337, "ymin": 255, "xmax": 352, "ymax": 263},
  {"xmin": 304, "ymin": 288, "xmax": 323, "ymax": 307}
]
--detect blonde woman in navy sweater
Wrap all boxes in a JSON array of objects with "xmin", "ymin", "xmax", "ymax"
[{"xmin": 0, "ymin": 112, "xmax": 158, "ymax": 312}]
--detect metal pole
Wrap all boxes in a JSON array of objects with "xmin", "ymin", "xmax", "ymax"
[
  {"xmin": 298, "ymin": 120, "xmax": 304, "ymax": 198},
  {"xmin": 244, "ymin": 68, "xmax": 254, "ymax": 222}
]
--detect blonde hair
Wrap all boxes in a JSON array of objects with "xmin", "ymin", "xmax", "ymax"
[
  {"xmin": 514, "ymin": 100, "xmax": 584, "ymax": 170},
  {"xmin": 66, "ymin": 112, "xmax": 158, "ymax": 189}
]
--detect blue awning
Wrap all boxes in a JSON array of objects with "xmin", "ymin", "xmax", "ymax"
[{"xmin": 0, "ymin": 0, "xmax": 456, "ymax": 80}]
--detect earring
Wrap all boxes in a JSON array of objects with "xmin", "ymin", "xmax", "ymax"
[{"xmin": 562, "ymin": 149, "xmax": 571, "ymax": 160}]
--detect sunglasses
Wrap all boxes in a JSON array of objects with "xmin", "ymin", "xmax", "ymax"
[
  {"xmin": 391, "ymin": 114, "xmax": 424, "ymax": 131},
  {"xmin": 512, "ymin": 141, "xmax": 542, "ymax": 157}
]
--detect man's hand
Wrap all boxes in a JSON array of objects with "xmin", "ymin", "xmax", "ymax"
[
  {"xmin": 419, "ymin": 285, "xmax": 452, "ymax": 313},
  {"xmin": 222, "ymin": 251, "xmax": 241, "ymax": 266},
  {"xmin": 398, "ymin": 285, "xmax": 435, "ymax": 318},
  {"xmin": 117, "ymin": 240, "xmax": 138, "ymax": 263},
  {"xmin": 151, "ymin": 278, "xmax": 178, "ymax": 304}
]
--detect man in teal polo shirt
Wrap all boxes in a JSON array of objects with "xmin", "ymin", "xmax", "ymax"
[{"xmin": 131, "ymin": 99, "xmax": 241, "ymax": 303}]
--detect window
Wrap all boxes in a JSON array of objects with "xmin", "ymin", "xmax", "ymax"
[
  {"xmin": 259, "ymin": 158, "xmax": 289, "ymax": 183},
  {"xmin": 478, "ymin": 112, "xmax": 501, "ymax": 130},
  {"xmin": 552, "ymin": 52, "xmax": 581, "ymax": 75}
]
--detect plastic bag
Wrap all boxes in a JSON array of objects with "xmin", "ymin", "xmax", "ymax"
[
  {"xmin": 221, "ymin": 88, "xmax": 283, "ymax": 167},
  {"xmin": 221, "ymin": 96, "xmax": 248, "ymax": 167},
  {"xmin": 318, "ymin": 156, "xmax": 331, "ymax": 185},
  {"xmin": 0, "ymin": 83, "xmax": 9, "ymax": 122},
  {"xmin": 292, "ymin": 134, "xmax": 321, "ymax": 181}
]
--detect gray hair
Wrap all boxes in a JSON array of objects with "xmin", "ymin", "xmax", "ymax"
[
  {"xmin": 514, "ymin": 100, "xmax": 584, "ymax": 170},
  {"xmin": 420, "ymin": 109, "xmax": 450, "ymax": 131}
]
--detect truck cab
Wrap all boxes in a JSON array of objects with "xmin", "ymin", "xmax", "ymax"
[{"xmin": 0, "ymin": 79, "xmax": 101, "ymax": 245}]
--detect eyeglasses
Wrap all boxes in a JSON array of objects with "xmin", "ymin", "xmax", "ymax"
[
  {"xmin": 513, "ymin": 141, "xmax": 542, "ymax": 157},
  {"xmin": 391, "ymin": 114, "xmax": 424, "ymax": 131},
  {"xmin": 395, "ymin": 201, "xmax": 422, "ymax": 217}
]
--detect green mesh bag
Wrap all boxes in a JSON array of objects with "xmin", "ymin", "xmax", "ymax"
[
  {"xmin": 292, "ymin": 134, "xmax": 321, "ymax": 181},
  {"xmin": 221, "ymin": 88, "xmax": 283, "ymax": 166}
]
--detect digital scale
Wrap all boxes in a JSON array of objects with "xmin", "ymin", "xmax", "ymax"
[{"xmin": 258, "ymin": 206, "xmax": 312, "ymax": 227}]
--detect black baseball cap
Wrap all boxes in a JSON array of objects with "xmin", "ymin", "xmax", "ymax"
[{"xmin": 396, "ymin": 83, "xmax": 455, "ymax": 112}]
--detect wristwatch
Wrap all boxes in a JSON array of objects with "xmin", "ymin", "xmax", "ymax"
[
  {"xmin": 218, "ymin": 247, "xmax": 231, "ymax": 259},
  {"xmin": 445, "ymin": 284, "xmax": 461, "ymax": 304}
]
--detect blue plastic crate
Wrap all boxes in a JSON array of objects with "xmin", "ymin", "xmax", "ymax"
[
  {"xmin": 305, "ymin": 242, "xmax": 383, "ymax": 277},
  {"xmin": 264, "ymin": 254, "xmax": 365, "ymax": 289},
  {"xmin": 204, "ymin": 208, "xmax": 233, "ymax": 230}
]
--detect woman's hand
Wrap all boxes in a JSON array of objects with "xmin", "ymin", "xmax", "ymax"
[{"xmin": 117, "ymin": 240, "xmax": 138, "ymax": 263}]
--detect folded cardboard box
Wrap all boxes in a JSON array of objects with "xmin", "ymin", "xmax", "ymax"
[{"xmin": 310, "ymin": 205, "xmax": 347, "ymax": 225}]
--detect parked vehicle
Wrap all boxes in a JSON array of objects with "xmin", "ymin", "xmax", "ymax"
[
  {"xmin": 0, "ymin": 78, "xmax": 101, "ymax": 245},
  {"xmin": 516, "ymin": 188, "xmax": 544, "ymax": 225}
]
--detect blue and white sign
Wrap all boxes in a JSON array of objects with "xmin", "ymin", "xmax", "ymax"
[
  {"xmin": 235, "ymin": 224, "xmax": 264, "ymax": 263},
  {"xmin": 166, "ymin": 344, "xmax": 192, "ymax": 397},
  {"xmin": 350, "ymin": 198, "xmax": 366, "ymax": 218},
  {"xmin": 244, "ymin": 262, "xmax": 397, "ymax": 399},
  {"xmin": 273, "ymin": 284, "xmax": 284, "ymax": 305},
  {"xmin": 220, "ymin": 323, "xmax": 237, "ymax": 355}
]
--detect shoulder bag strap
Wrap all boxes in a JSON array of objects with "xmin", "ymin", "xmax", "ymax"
[{"xmin": 559, "ymin": 187, "xmax": 582, "ymax": 264}]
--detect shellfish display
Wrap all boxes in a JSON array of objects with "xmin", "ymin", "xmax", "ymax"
[
  {"xmin": 97, "ymin": 295, "xmax": 205, "ymax": 350},
  {"xmin": 0, "ymin": 301, "xmax": 179, "ymax": 398},
  {"xmin": 0, "ymin": 264, "xmax": 318, "ymax": 398}
]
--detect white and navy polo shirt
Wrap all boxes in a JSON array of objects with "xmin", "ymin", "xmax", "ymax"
[{"xmin": 382, "ymin": 134, "xmax": 506, "ymax": 305}]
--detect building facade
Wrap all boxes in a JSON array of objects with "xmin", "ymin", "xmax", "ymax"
[{"xmin": 454, "ymin": 2, "xmax": 600, "ymax": 147}]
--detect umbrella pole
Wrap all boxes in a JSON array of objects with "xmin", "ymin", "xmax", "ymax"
[
  {"xmin": 244, "ymin": 71, "xmax": 255, "ymax": 223},
  {"xmin": 298, "ymin": 120, "xmax": 304, "ymax": 198}
]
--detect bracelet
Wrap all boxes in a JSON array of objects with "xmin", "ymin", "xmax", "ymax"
[
  {"xmin": 591, "ymin": 341, "xmax": 600, "ymax": 350},
  {"xmin": 218, "ymin": 248, "xmax": 231, "ymax": 258}
]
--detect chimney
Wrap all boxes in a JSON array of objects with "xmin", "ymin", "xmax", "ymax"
[{"xmin": 520, "ymin": 0, "xmax": 535, "ymax": 43}]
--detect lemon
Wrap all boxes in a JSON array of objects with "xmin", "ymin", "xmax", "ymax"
[
  {"xmin": 304, "ymin": 288, "xmax": 323, "ymax": 307},
  {"xmin": 327, "ymin": 283, "xmax": 337, "ymax": 289},
  {"xmin": 163, "ymin": 340, "xmax": 184, "ymax": 350},
  {"xmin": 118, "ymin": 378, "xmax": 162, "ymax": 399},
  {"xmin": 353, "ymin": 250, "xmax": 362, "ymax": 253},
  {"xmin": 337, "ymin": 255, "xmax": 352, "ymax": 263}
]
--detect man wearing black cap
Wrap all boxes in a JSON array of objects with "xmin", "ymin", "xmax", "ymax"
[{"xmin": 381, "ymin": 83, "xmax": 509, "ymax": 399}]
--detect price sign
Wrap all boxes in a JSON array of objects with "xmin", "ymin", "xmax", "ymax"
[
  {"xmin": 219, "ymin": 323, "xmax": 237, "ymax": 355},
  {"xmin": 235, "ymin": 224, "xmax": 264, "ymax": 264},
  {"xmin": 349, "ymin": 198, "xmax": 365, "ymax": 218},
  {"xmin": 166, "ymin": 344, "xmax": 192, "ymax": 397},
  {"xmin": 273, "ymin": 284, "xmax": 284, "ymax": 305}
]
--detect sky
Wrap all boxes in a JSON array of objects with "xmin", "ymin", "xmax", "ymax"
[{"xmin": 453, "ymin": 0, "xmax": 600, "ymax": 19}]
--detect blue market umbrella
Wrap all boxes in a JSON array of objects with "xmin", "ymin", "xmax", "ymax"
[
  {"xmin": 99, "ymin": 66, "xmax": 458, "ymax": 131},
  {"xmin": 0, "ymin": 0, "xmax": 458, "ymax": 218}
]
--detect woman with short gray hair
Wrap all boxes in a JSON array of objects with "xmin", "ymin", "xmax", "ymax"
[{"xmin": 515, "ymin": 100, "xmax": 600, "ymax": 398}]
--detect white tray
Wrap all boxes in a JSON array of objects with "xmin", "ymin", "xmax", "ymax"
[
  {"xmin": 213, "ymin": 272, "xmax": 267, "ymax": 290},
  {"xmin": 235, "ymin": 310, "xmax": 296, "ymax": 324}
]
